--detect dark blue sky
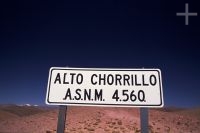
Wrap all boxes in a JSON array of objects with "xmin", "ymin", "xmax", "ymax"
[{"xmin": 0, "ymin": 0, "xmax": 200, "ymax": 107}]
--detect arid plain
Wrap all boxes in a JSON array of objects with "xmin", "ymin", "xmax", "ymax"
[{"xmin": 0, "ymin": 105, "xmax": 200, "ymax": 133}]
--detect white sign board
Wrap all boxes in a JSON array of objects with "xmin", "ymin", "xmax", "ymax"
[{"xmin": 46, "ymin": 67, "xmax": 164, "ymax": 107}]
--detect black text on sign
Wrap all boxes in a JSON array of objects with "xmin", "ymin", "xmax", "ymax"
[{"xmin": 46, "ymin": 67, "xmax": 164, "ymax": 107}]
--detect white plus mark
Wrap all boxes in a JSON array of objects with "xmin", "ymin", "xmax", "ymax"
[{"xmin": 176, "ymin": 3, "xmax": 198, "ymax": 25}]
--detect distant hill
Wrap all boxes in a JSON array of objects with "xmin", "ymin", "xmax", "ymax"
[
  {"xmin": 0, "ymin": 104, "xmax": 47, "ymax": 117},
  {"xmin": 155, "ymin": 106, "xmax": 187, "ymax": 112},
  {"xmin": 0, "ymin": 109, "xmax": 19, "ymax": 120}
]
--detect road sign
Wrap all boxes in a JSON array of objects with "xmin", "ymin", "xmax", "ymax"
[{"xmin": 46, "ymin": 67, "xmax": 164, "ymax": 107}]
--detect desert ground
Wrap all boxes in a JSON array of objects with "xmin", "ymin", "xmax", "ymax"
[{"xmin": 0, "ymin": 104, "xmax": 200, "ymax": 133}]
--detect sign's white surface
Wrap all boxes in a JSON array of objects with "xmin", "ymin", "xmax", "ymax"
[{"xmin": 46, "ymin": 67, "xmax": 163, "ymax": 107}]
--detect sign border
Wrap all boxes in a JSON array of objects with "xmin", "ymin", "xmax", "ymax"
[{"xmin": 46, "ymin": 67, "xmax": 164, "ymax": 107}]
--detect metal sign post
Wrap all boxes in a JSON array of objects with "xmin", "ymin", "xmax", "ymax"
[
  {"xmin": 140, "ymin": 108, "xmax": 149, "ymax": 133},
  {"xmin": 56, "ymin": 106, "xmax": 149, "ymax": 133},
  {"xmin": 57, "ymin": 106, "xmax": 67, "ymax": 133}
]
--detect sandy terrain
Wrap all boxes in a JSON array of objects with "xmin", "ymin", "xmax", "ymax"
[{"xmin": 0, "ymin": 105, "xmax": 200, "ymax": 133}]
